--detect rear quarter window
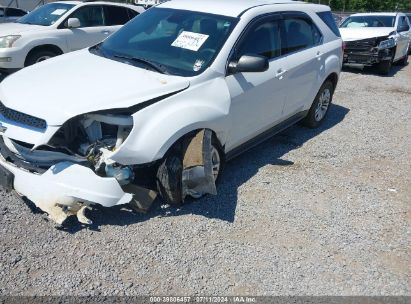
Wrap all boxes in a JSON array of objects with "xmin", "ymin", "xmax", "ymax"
[
  {"xmin": 317, "ymin": 11, "xmax": 341, "ymax": 37},
  {"xmin": 127, "ymin": 8, "xmax": 139, "ymax": 19}
]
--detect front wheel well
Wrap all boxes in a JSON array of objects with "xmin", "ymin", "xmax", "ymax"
[
  {"xmin": 25, "ymin": 44, "xmax": 64, "ymax": 66},
  {"xmin": 164, "ymin": 128, "xmax": 224, "ymax": 158}
]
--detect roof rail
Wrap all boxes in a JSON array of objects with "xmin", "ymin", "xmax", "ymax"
[{"xmin": 84, "ymin": 0, "xmax": 136, "ymax": 2}]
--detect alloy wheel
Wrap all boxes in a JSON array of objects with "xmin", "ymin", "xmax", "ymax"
[{"xmin": 314, "ymin": 88, "xmax": 331, "ymax": 122}]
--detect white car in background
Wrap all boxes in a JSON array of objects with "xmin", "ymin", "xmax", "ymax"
[
  {"xmin": 135, "ymin": 0, "xmax": 163, "ymax": 9},
  {"xmin": 0, "ymin": 1, "xmax": 144, "ymax": 73},
  {"xmin": 0, "ymin": 0, "xmax": 342, "ymax": 225},
  {"xmin": 340, "ymin": 13, "xmax": 411, "ymax": 74}
]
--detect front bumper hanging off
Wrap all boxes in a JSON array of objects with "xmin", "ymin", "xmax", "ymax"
[
  {"xmin": 343, "ymin": 48, "xmax": 393, "ymax": 66},
  {"xmin": 0, "ymin": 158, "xmax": 134, "ymax": 224},
  {"xmin": 0, "ymin": 135, "xmax": 135, "ymax": 224}
]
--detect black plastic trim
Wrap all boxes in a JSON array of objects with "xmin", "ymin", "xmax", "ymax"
[
  {"xmin": 0, "ymin": 137, "xmax": 46, "ymax": 174},
  {"xmin": 94, "ymin": 88, "xmax": 187, "ymax": 115},
  {"xmin": 237, "ymin": 2, "xmax": 295, "ymax": 17},
  {"xmin": 0, "ymin": 163, "xmax": 14, "ymax": 191}
]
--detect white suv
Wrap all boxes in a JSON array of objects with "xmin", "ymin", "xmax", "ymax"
[
  {"xmin": 0, "ymin": 0, "xmax": 343, "ymax": 225},
  {"xmin": 0, "ymin": 1, "xmax": 143, "ymax": 72}
]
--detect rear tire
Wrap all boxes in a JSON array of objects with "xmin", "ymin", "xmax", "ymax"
[
  {"xmin": 25, "ymin": 50, "xmax": 57, "ymax": 67},
  {"xmin": 302, "ymin": 80, "xmax": 334, "ymax": 129}
]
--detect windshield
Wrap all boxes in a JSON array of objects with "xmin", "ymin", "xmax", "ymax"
[
  {"xmin": 340, "ymin": 15, "xmax": 396, "ymax": 28},
  {"xmin": 95, "ymin": 8, "xmax": 238, "ymax": 76},
  {"xmin": 17, "ymin": 3, "xmax": 74, "ymax": 26}
]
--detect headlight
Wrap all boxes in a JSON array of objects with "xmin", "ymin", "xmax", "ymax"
[
  {"xmin": 379, "ymin": 38, "xmax": 396, "ymax": 50},
  {"xmin": 0, "ymin": 35, "xmax": 21, "ymax": 48}
]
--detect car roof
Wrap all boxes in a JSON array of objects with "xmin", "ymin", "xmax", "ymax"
[
  {"xmin": 56, "ymin": 1, "xmax": 139, "ymax": 9},
  {"xmin": 158, "ymin": 0, "xmax": 309, "ymax": 17},
  {"xmin": 55, "ymin": 1, "xmax": 82, "ymax": 5},
  {"xmin": 351, "ymin": 12, "xmax": 398, "ymax": 17}
]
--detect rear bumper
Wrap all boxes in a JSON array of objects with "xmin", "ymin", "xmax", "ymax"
[{"xmin": 343, "ymin": 48, "xmax": 392, "ymax": 66}]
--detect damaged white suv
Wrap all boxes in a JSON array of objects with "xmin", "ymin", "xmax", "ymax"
[{"xmin": 0, "ymin": 0, "xmax": 342, "ymax": 225}]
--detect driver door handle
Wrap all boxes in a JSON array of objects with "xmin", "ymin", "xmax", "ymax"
[
  {"xmin": 275, "ymin": 68, "xmax": 287, "ymax": 79},
  {"xmin": 101, "ymin": 30, "xmax": 111, "ymax": 35}
]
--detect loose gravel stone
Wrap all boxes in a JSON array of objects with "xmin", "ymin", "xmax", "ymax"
[{"xmin": 0, "ymin": 61, "xmax": 410, "ymax": 296}]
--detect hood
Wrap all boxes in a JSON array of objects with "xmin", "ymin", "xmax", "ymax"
[
  {"xmin": 340, "ymin": 27, "xmax": 394, "ymax": 41},
  {"xmin": 0, "ymin": 22, "xmax": 47, "ymax": 35},
  {"xmin": 0, "ymin": 50, "xmax": 190, "ymax": 126}
]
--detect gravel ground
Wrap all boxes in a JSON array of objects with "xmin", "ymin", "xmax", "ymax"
[{"xmin": 0, "ymin": 60, "xmax": 410, "ymax": 296}]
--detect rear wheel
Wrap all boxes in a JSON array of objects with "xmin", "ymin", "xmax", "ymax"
[
  {"xmin": 25, "ymin": 50, "xmax": 57, "ymax": 67},
  {"xmin": 302, "ymin": 80, "xmax": 334, "ymax": 128}
]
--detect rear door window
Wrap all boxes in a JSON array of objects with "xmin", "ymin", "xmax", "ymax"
[
  {"xmin": 283, "ymin": 15, "xmax": 322, "ymax": 54},
  {"xmin": 127, "ymin": 8, "xmax": 139, "ymax": 19},
  {"xmin": 104, "ymin": 5, "xmax": 130, "ymax": 25}
]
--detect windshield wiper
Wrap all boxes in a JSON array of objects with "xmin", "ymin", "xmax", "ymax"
[
  {"xmin": 113, "ymin": 54, "xmax": 169, "ymax": 75},
  {"xmin": 89, "ymin": 43, "xmax": 105, "ymax": 56},
  {"xmin": 18, "ymin": 21, "xmax": 46, "ymax": 26}
]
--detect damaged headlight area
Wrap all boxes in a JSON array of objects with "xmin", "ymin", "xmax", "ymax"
[
  {"xmin": 0, "ymin": 112, "xmax": 159, "ymax": 226},
  {"xmin": 47, "ymin": 113, "xmax": 135, "ymax": 186},
  {"xmin": 378, "ymin": 38, "xmax": 396, "ymax": 50}
]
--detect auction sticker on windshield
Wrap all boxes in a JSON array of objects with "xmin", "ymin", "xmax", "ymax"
[
  {"xmin": 51, "ymin": 9, "xmax": 68, "ymax": 15},
  {"xmin": 171, "ymin": 31, "xmax": 209, "ymax": 52}
]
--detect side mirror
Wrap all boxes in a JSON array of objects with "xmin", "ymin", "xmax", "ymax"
[
  {"xmin": 398, "ymin": 25, "xmax": 410, "ymax": 32},
  {"xmin": 228, "ymin": 54, "xmax": 269, "ymax": 74},
  {"xmin": 67, "ymin": 17, "xmax": 80, "ymax": 29}
]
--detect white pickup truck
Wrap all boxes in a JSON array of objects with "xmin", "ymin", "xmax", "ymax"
[{"xmin": 0, "ymin": 1, "xmax": 144, "ymax": 73}]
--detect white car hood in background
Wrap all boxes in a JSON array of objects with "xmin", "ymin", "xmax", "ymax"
[
  {"xmin": 340, "ymin": 27, "xmax": 394, "ymax": 41},
  {"xmin": 0, "ymin": 50, "xmax": 190, "ymax": 126},
  {"xmin": 0, "ymin": 22, "xmax": 47, "ymax": 35}
]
